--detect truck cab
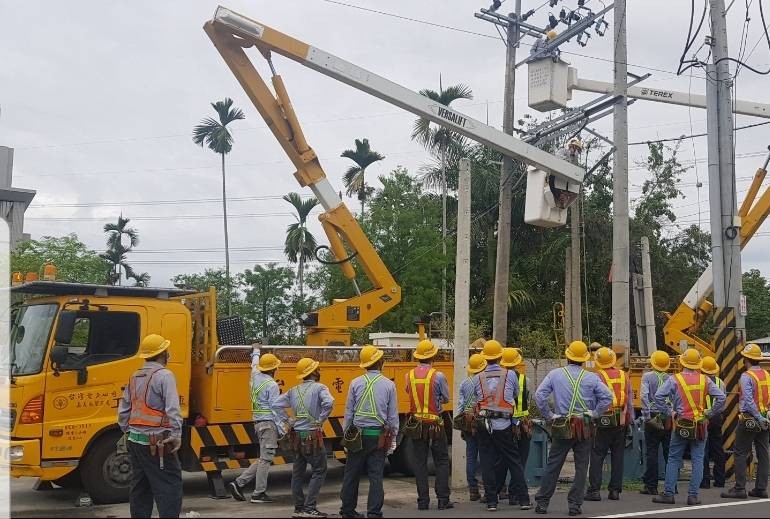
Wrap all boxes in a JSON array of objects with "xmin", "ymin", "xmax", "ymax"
[{"xmin": 3, "ymin": 281, "xmax": 197, "ymax": 503}]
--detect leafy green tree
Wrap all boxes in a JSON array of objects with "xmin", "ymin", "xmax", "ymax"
[
  {"xmin": 192, "ymin": 97, "xmax": 245, "ymax": 314},
  {"xmin": 172, "ymin": 268, "xmax": 237, "ymax": 317},
  {"xmin": 341, "ymin": 138, "xmax": 385, "ymax": 216},
  {"xmin": 743, "ymin": 269, "xmax": 770, "ymax": 340},
  {"xmin": 283, "ymin": 192, "xmax": 319, "ymax": 300},
  {"xmin": 241, "ymin": 263, "xmax": 297, "ymax": 343},
  {"xmin": 12, "ymin": 234, "xmax": 110, "ymax": 284}
]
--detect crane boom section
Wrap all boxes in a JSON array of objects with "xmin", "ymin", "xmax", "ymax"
[{"xmin": 209, "ymin": 6, "xmax": 585, "ymax": 185}]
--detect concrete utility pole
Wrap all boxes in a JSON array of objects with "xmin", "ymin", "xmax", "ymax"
[
  {"xmin": 611, "ymin": 0, "xmax": 630, "ymax": 352},
  {"xmin": 492, "ymin": 0, "xmax": 521, "ymax": 343},
  {"xmin": 570, "ymin": 205, "xmax": 582, "ymax": 341},
  {"xmin": 707, "ymin": 0, "xmax": 745, "ymax": 479},
  {"xmin": 451, "ymin": 158, "xmax": 471, "ymax": 488},
  {"xmin": 565, "ymin": 247, "xmax": 573, "ymax": 341},
  {"xmin": 640, "ymin": 237, "xmax": 657, "ymax": 355}
]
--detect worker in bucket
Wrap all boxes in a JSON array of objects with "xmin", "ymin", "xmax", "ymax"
[
  {"xmin": 652, "ymin": 349, "xmax": 724, "ymax": 506},
  {"xmin": 229, "ymin": 349, "xmax": 282, "ymax": 504},
  {"xmin": 455, "ymin": 353, "xmax": 488, "ymax": 502},
  {"xmin": 700, "ymin": 356, "xmax": 726, "ymax": 489},
  {"xmin": 340, "ymin": 345, "xmax": 399, "ymax": 519},
  {"xmin": 585, "ymin": 347, "xmax": 634, "ymax": 502},
  {"xmin": 533, "ymin": 340, "xmax": 613, "ymax": 516},
  {"xmin": 274, "ymin": 357, "xmax": 335, "ymax": 518},
  {"xmin": 639, "ymin": 350, "xmax": 673, "ymax": 496},
  {"xmin": 721, "ymin": 343, "xmax": 770, "ymax": 500},
  {"xmin": 117, "ymin": 334, "xmax": 183, "ymax": 518},
  {"xmin": 404, "ymin": 340, "xmax": 452, "ymax": 511}
]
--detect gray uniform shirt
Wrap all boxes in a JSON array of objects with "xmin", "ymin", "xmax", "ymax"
[
  {"xmin": 273, "ymin": 380, "xmax": 335, "ymax": 431},
  {"xmin": 118, "ymin": 361, "xmax": 183, "ymax": 439}
]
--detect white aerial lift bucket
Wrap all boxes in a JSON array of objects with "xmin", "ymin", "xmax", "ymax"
[{"xmin": 524, "ymin": 166, "xmax": 580, "ymax": 227}]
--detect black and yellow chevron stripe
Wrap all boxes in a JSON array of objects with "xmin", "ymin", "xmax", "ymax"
[
  {"xmin": 713, "ymin": 307, "xmax": 742, "ymax": 480},
  {"xmin": 188, "ymin": 417, "xmax": 347, "ymax": 473}
]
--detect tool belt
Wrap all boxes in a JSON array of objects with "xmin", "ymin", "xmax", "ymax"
[
  {"xmin": 645, "ymin": 413, "xmax": 673, "ymax": 432},
  {"xmin": 404, "ymin": 414, "xmax": 443, "ymax": 440},
  {"xmin": 550, "ymin": 415, "xmax": 594, "ymax": 441},
  {"xmin": 597, "ymin": 409, "xmax": 626, "ymax": 429},
  {"xmin": 674, "ymin": 417, "xmax": 707, "ymax": 441},
  {"xmin": 293, "ymin": 429, "xmax": 325, "ymax": 456},
  {"xmin": 739, "ymin": 412, "xmax": 769, "ymax": 432},
  {"xmin": 341, "ymin": 425, "xmax": 363, "ymax": 453},
  {"xmin": 278, "ymin": 430, "xmax": 295, "ymax": 452},
  {"xmin": 342, "ymin": 425, "xmax": 392, "ymax": 452},
  {"xmin": 513, "ymin": 417, "xmax": 533, "ymax": 439},
  {"xmin": 452, "ymin": 411, "xmax": 476, "ymax": 434}
]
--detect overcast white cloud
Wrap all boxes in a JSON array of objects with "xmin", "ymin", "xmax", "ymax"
[{"xmin": 1, "ymin": 0, "xmax": 769, "ymax": 291}]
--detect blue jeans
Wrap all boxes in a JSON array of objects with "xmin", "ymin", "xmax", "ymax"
[
  {"xmin": 465, "ymin": 433, "xmax": 480, "ymax": 489},
  {"xmin": 664, "ymin": 433, "xmax": 706, "ymax": 497}
]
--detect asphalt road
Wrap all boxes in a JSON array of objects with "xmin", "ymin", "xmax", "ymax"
[{"xmin": 8, "ymin": 463, "xmax": 770, "ymax": 518}]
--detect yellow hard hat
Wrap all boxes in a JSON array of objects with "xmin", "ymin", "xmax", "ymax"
[
  {"xmin": 482, "ymin": 339, "xmax": 504, "ymax": 360},
  {"xmin": 414, "ymin": 339, "xmax": 439, "ymax": 360},
  {"xmin": 679, "ymin": 348, "xmax": 702, "ymax": 370},
  {"xmin": 138, "ymin": 334, "xmax": 171, "ymax": 359},
  {"xmin": 359, "ymin": 345, "xmax": 384, "ymax": 368},
  {"xmin": 258, "ymin": 353, "xmax": 282, "ymax": 372},
  {"xmin": 594, "ymin": 347, "xmax": 617, "ymax": 369},
  {"xmin": 467, "ymin": 353, "xmax": 488, "ymax": 375},
  {"xmin": 547, "ymin": 30, "xmax": 557, "ymax": 41},
  {"xmin": 568, "ymin": 137, "xmax": 584, "ymax": 150},
  {"xmin": 296, "ymin": 357, "xmax": 320, "ymax": 380},
  {"xmin": 741, "ymin": 343, "xmax": 764, "ymax": 361},
  {"xmin": 650, "ymin": 350, "xmax": 671, "ymax": 372},
  {"xmin": 500, "ymin": 347, "xmax": 523, "ymax": 368},
  {"xmin": 565, "ymin": 340, "xmax": 591, "ymax": 363},
  {"xmin": 701, "ymin": 356, "xmax": 719, "ymax": 375}
]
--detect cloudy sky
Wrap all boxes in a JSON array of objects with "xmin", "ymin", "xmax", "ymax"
[{"xmin": 2, "ymin": 0, "xmax": 769, "ymax": 297}]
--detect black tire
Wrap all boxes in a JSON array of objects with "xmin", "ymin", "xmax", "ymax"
[
  {"xmin": 388, "ymin": 436, "xmax": 415, "ymax": 476},
  {"xmin": 53, "ymin": 468, "xmax": 82, "ymax": 489},
  {"xmin": 80, "ymin": 431, "xmax": 131, "ymax": 504}
]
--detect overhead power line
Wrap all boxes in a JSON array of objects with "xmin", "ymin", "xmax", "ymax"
[{"xmin": 27, "ymin": 211, "xmax": 321, "ymax": 222}]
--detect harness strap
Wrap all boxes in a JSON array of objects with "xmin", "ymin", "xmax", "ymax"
[{"xmin": 355, "ymin": 374, "xmax": 385, "ymax": 425}]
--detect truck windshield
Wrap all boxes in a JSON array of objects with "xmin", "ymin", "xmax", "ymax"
[{"xmin": 10, "ymin": 304, "xmax": 58, "ymax": 376}]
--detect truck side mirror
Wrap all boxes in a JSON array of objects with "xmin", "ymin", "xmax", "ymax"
[
  {"xmin": 55, "ymin": 311, "xmax": 77, "ymax": 344},
  {"xmin": 50, "ymin": 344, "xmax": 69, "ymax": 371},
  {"xmin": 50, "ymin": 344, "xmax": 89, "ymax": 385}
]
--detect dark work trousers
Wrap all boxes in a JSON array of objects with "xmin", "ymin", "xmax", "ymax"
[
  {"xmin": 128, "ymin": 440, "xmax": 183, "ymax": 519},
  {"xmin": 477, "ymin": 426, "xmax": 527, "ymax": 506},
  {"xmin": 733, "ymin": 423, "xmax": 770, "ymax": 492},
  {"xmin": 587, "ymin": 426, "xmax": 626, "ymax": 494},
  {"xmin": 413, "ymin": 432, "xmax": 450, "ymax": 507},
  {"xmin": 642, "ymin": 423, "xmax": 671, "ymax": 492},
  {"xmin": 702, "ymin": 420, "xmax": 726, "ymax": 487},
  {"xmin": 341, "ymin": 436, "xmax": 386, "ymax": 518},
  {"xmin": 495, "ymin": 428, "xmax": 531, "ymax": 500},
  {"xmin": 292, "ymin": 442, "xmax": 328, "ymax": 511},
  {"xmin": 535, "ymin": 437, "xmax": 591, "ymax": 510}
]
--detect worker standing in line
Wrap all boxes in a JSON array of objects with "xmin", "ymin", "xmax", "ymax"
[
  {"xmin": 721, "ymin": 343, "xmax": 770, "ymax": 499},
  {"xmin": 533, "ymin": 340, "xmax": 613, "ymax": 516},
  {"xmin": 340, "ymin": 346, "xmax": 399, "ymax": 519},
  {"xmin": 456, "ymin": 353, "xmax": 488, "ymax": 502},
  {"xmin": 585, "ymin": 347, "xmax": 634, "ymax": 502},
  {"xmin": 473, "ymin": 340, "xmax": 528, "ymax": 512},
  {"xmin": 117, "ymin": 334, "xmax": 183, "ymax": 519},
  {"xmin": 700, "ymin": 356, "xmax": 726, "ymax": 489},
  {"xmin": 639, "ymin": 350, "xmax": 673, "ymax": 496},
  {"xmin": 404, "ymin": 340, "xmax": 452, "ymax": 511},
  {"xmin": 229, "ymin": 350, "xmax": 282, "ymax": 504},
  {"xmin": 651, "ymin": 349, "xmax": 725, "ymax": 506},
  {"xmin": 273, "ymin": 357, "xmax": 334, "ymax": 518},
  {"xmin": 493, "ymin": 347, "xmax": 531, "ymax": 508}
]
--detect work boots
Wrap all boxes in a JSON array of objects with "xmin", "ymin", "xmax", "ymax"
[
  {"xmin": 608, "ymin": 490, "xmax": 620, "ymax": 501},
  {"xmin": 469, "ymin": 487, "xmax": 481, "ymax": 502},
  {"xmin": 749, "ymin": 489, "xmax": 769, "ymax": 498},
  {"xmin": 687, "ymin": 496, "xmax": 701, "ymax": 506},
  {"xmin": 652, "ymin": 493, "xmax": 675, "ymax": 504},
  {"xmin": 437, "ymin": 500, "xmax": 454, "ymax": 510},
  {"xmin": 721, "ymin": 488, "xmax": 748, "ymax": 499},
  {"xmin": 583, "ymin": 491, "xmax": 601, "ymax": 502}
]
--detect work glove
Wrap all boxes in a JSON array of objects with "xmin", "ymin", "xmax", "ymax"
[
  {"xmin": 162, "ymin": 436, "xmax": 182, "ymax": 454},
  {"xmin": 116, "ymin": 433, "xmax": 128, "ymax": 455},
  {"xmin": 386, "ymin": 437, "xmax": 397, "ymax": 456},
  {"xmin": 759, "ymin": 417, "xmax": 770, "ymax": 430},
  {"xmin": 584, "ymin": 410, "xmax": 598, "ymax": 419}
]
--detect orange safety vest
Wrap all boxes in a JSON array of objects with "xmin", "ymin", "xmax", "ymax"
[
  {"xmin": 598, "ymin": 368, "xmax": 627, "ymax": 410},
  {"xmin": 128, "ymin": 367, "xmax": 171, "ymax": 428},
  {"xmin": 746, "ymin": 368, "xmax": 770, "ymax": 414},
  {"xmin": 407, "ymin": 364, "xmax": 439, "ymax": 420},
  {"xmin": 477, "ymin": 368, "xmax": 512, "ymax": 415},
  {"xmin": 674, "ymin": 371, "xmax": 706, "ymax": 421}
]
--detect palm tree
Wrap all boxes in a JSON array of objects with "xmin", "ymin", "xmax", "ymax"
[
  {"xmin": 411, "ymin": 81, "xmax": 473, "ymax": 332},
  {"xmin": 192, "ymin": 97, "xmax": 245, "ymax": 315},
  {"xmin": 103, "ymin": 215, "xmax": 138, "ymax": 285},
  {"xmin": 340, "ymin": 138, "xmax": 385, "ymax": 216},
  {"xmin": 131, "ymin": 272, "xmax": 151, "ymax": 287},
  {"xmin": 283, "ymin": 192, "xmax": 319, "ymax": 300}
]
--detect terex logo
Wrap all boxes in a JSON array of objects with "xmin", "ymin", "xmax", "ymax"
[
  {"xmin": 641, "ymin": 88, "xmax": 673, "ymax": 99},
  {"xmin": 437, "ymin": 106, "xmax": 467, "ymax": 128}
]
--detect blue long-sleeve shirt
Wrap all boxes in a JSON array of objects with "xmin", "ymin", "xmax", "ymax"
[
  {"xmin": 457, "ymin": 376, "xmax": 477, "ymax": 412},
  {"xmin": 653, "ymin": 368, "xmax": 725, "ymax": 420},
  {"xmin": 344, "ymin": 369, "xmax": 399, "ymax": 434},
  {"xmin": 641, "ymin": 370, "xmax": 672, "ymax": 420},
  {"xmin": 740, "ymin": 367, "xmax": 770, "ymax": 421},
  {"xmin": 273, "ymin": 380, "xmax": 334, "ymax": 431},
  {"xmin": 535, "ymin": 364, "xmax": 613, "ymax": 421},
  {"xmin": 473, "ymin": 364, "xmax": 518, "ymax": 431}
]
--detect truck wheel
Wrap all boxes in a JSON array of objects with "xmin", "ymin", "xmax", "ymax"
[
  {"xmin": 388, "ymin": 437, "xmax": 415, "ymax": 476},
  {"xmin": 81, "ymin": 431, "xmax": 131, "ymax": 504},
  {"xmin": 53, "ymin": 468, "xmax": 82, "ymax": 489}
]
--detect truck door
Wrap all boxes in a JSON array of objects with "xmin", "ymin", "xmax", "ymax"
[{"xmin": 43, "ymin": 305, "xmax": 146, "ymax": 461}]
